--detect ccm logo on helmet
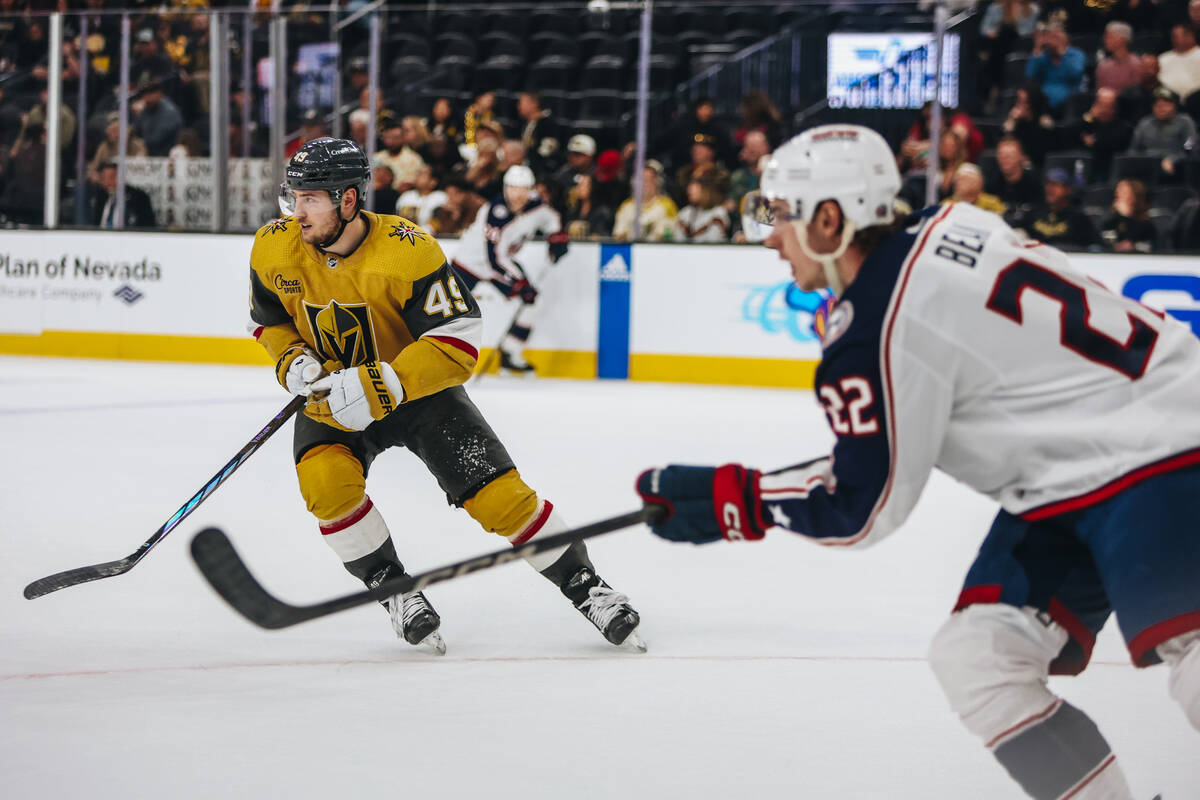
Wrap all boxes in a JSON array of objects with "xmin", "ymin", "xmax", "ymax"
[{"xmin": 722, "ymin": 502, "xmax": 745, "ymax": 541}]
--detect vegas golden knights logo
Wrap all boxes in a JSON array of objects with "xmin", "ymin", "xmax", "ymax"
[{"xmin": 303, "ymin": 300, "xmax": 377, "ymax": 367}]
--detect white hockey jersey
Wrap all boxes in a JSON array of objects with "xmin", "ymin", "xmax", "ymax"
[
  {"xmin": 759, "ymin": 203, "xmax": 1200, "ymax": 548},
  {"xmin": 451, "ymin": 193, "xmax": 562, "ymax": 284}
]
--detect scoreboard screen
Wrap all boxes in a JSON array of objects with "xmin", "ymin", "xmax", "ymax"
[{"xmin": 827, "ymin": 32, "xmax": 961, "ymax": 110}]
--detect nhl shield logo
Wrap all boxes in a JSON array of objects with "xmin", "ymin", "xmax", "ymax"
[
  {"xmin": 326, "ymin": 255, "xmax": 338, "ymax": 269},
  {"xmin": 303, "ymin": 299, "xmax": 377, "ymax": 367}
]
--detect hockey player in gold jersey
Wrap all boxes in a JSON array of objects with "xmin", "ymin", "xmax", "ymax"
[{"xmin": 248, "ymin": 138, "xmax": 643, "ymax": 652}]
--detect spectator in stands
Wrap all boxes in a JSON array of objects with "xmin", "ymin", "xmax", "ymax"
[
  {"xmin": 374, "ymin": 117, "xmax": 427, "ymax": 194},
  {"xmin": 462, "ymin": 90, "xmax": 495, "ymax": 147},
  {"xmin": 978, "ymin": 0, "xmax": 1041, "ymax": 113},
  {"xmin": 565, "ymin": 174, "xmax": 614, "ymax": 238},
  {"xmin": 935, "ymin": 128, "xmax": 969, "ymax": 199},
  {"xmin": 344, "ymin": 57, "xmax": 369, "ymax": 104},
  {"xmin": 423, "ymin": 132, "xmax": 463, "ymax": 181},
  {"xmin": 898, "ymin": 104, "xmax": 936, "ymax": 175},
  {"xmin": 1128, "ymin": 87, "xmax": 1197, "ymax": 178},
  {"xmin": 613, "ymin": 160, "xmax": 678, "ymax": 241},
  {"xmin": 1120, "ymin": 53, "xmax": 1164, "ymax": 121},
  {"xmin": 430, "ymin": 176, "xmax": 484, "ymax": 236},
  {"xmin": 397, "ymin": 164, "xmax": 447, "ymax": 228},
  {"xmin": 1025, "ymin": 22, "xmax": 1086, "ymax": 113},
  {"xmin": 590, "ymin": 148, "xmax": 628, "ymax": 221},
  {"xmin": 728, "ymin": 129, "xmax": 770, "ymax": 217},
  {"xmin": 168, "ymin": 127, "xmax": 202, "ymax": 159},
  {"xmin": 668, "ymin": 97, "xmax": 731, "ymax": 172},
  {"xmin": 674, "ymin": 133, "xmax": 731, "ymax": 207},
  {"xmin": 1169, "ymin": 196, "xmax": 1200, "ymax": 250},
  {"xmin": 1159, "ymin": 23, "xmax": 1200, "ymax": 102},
  {"xmin": 348, "ymin": 108, "xmax": 371, "ymax": 149},
  {"xmin": 1024, "ymin": 167, "xmax": 1101, "ymax": 249},
  {"xmin": 517, "ymin": 91, "xmax": 561, "ymax": 175},
  {"xmin": 946, "ymin": 163, "xmax": 1007, "ymax": 214},
  {"xmin": 1095, "ymin": 21, "xmax": 1141, "ymax": 93},
  {"xmin": 1100, "ymin": 178, "xmax": 1156, "ymax": 252},
  {"xmin": 553, "ymin": 133, "xmax": 596, "ymax": 197},
  {"xmin": 735, "ymin": 89, "xmax": 782, "ymax": 149},
  {"xmin": 86, "ymin": 112, "xmax": 147, "ymax": 186},
  {"xmin": 371, "ymin": 164, "xmax": 400, "ymax": 216},
  {"xmin": 92, "ymin": 161, "xmax": 156, "ymax": 229},
  {"xmin": 500, "ymin": 139, "xmax": 527, "ymax": 174},
  {"xmin": 1002, "ymin": 82, "xmax": 1057, "ymax": 165},
  {"xmin": 428, "ymin": 97, "xmax": 458, "ymax": 141},
  {"xmin": 1191, "ymin": 0, "xmax": 1200, "ymax": 28},
  {"xmin": 1073, "ymin": 86, "xmax": 1133, "ymax": 181},
  {"xmin": 284, "ymin": 108, "xmax": 326, "ymax": 160},
  {"xmin": 986, "ymin": 137, "xmax": 1044, "ymax": 223},
  {"xmin": 0, "ymin": 119, "xmax": 44, "ymax": 225},
  {"xmin": 674, "ymin": 176, "xmax": 731, "ymax": 243},
  {"xmin": 130, "ymin": 78, "xmax": 183, "ymax": 157},
  {"xmin": 464, "ymin": 120, "xmax": 504, "ymax": 199},
  {"xmin": 131, "ymin": 28, "xmax": 171, "ymax": 86}
]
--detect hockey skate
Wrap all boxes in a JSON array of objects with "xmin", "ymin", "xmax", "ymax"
[
  {"xmin": 561, "ymin": 566, "xmax": 646, "ymax": 652},
  {"xmin": 499, "ymin": 350, "xmax": 535, "ymax": 374},
  {"xmin": 367, "ymin": 564, "xmax": 445, "ymax": 655},
  {"xmin": 383, "ymin": 590, "xmax": 446, "ymax": 655}
]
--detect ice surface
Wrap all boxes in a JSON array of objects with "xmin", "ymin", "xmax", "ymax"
[{"xmin": 1, "ymin": 357, "xmax": 1196, "ymax": 799}]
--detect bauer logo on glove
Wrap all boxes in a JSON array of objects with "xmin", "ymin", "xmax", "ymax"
[{"xmin": 306, "ymin": 361, "xmax": 405, "ymax": 431}]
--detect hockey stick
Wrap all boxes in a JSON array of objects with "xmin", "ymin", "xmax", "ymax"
[
  {"xmin": 190, "ymin": 505, "xmax": 666, "ymax": 630},
  {"xmin": 23, "ymin": 394, "xmax": 306, "ymax": 600}
]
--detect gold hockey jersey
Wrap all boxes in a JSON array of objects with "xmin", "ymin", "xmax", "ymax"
[{"xmin": 248, "ymin": 212, "xmax": 482, "ymax": 402}]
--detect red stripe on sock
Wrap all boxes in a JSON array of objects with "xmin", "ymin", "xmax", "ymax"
[
  {"xmin": 1060, "ymin": 754, "xmax": 1117, "ymax": 800},
  {"xmin": 320, "ymin": 498, "xmax": 373, "ymax": 535},
  {"xmin": 985, "ymin": 699, "xmax": 1062, "ymax": 749},
  {"xmin": 509, "ymin": 500, "xmax": 554, "ymax": 546}
]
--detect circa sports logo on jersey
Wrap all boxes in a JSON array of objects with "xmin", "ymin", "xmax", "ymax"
[
  {"xmin": 274, "ymin": 274, "xmax": 301, "ymax": 294},
  {"xmin": 303, "ymin": 299, "xmax": 378, "ymax": 367},
  {"xmin": 387, "ymin": 222, "xmax": 426, "ymax": 246}
]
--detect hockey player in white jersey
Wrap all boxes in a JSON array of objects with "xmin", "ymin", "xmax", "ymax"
[
  {"xmin": 450, "ymin": 165, "xmax": 569, "ymax": 372},
  {"xmin": 637, "ymin": 125, "xmax": 1200, "ymax": 799}
]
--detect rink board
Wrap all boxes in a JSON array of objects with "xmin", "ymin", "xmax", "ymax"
[{"xmin": 1, "ymin": 229, "xmax": 1198, "ymax": 387}]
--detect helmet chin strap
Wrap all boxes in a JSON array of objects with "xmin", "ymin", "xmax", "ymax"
[
  {"xmin": 790, "ymin": 218, "xmax": 856, "ymax": 298},
  {"xmin": 316, "ymin": 191, "xmax": 355, "ymax": 252}
]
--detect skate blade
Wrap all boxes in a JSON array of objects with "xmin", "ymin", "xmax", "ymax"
[
  {"xmin": 415, "ymin": 630, "xmax": 447, "ymax": 656},
  {"xmin": 619, "ymin": 630, "xmax": 647, "ymax": 654}
]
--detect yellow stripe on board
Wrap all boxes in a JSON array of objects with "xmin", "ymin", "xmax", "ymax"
[
  {"xmin": 0, "ymin": 333, "xmax": 816, "ymax": 388},
  {"xmin": 0, "ymin": 330, "xmax": 271, "ymax": 364},
  {"xmin": 629, "ymin": 353, "xmax": 818, "ymax": 389},
  {"xmin": 474, "ymin": 348, "xmax": 596, "ymax": 379}
]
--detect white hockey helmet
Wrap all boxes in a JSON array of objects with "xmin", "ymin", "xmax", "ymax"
[
  {"xmin": 759, "ymin": 124, "xmax": 901, "ymax": 230},
  {"xmin": 748, "ymin": 125, "xmax": 901, "ymax": 296},
  {"xmin": 503, "ymin": 165, "xmax": 536, "ymax": 188}
]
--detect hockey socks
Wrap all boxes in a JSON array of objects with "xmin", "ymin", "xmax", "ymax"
[{"xmin": 320, "ymin": 498, "xmax": 443, "ymax": 651}]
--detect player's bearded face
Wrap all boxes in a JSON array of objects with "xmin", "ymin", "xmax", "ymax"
[{"xmin": 289, "ymin": 190, "xmax": 340, "ymax": 244}]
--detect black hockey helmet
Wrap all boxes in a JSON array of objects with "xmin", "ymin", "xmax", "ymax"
[{"xmin": 280, "ymin": 136, "xmax": 370, "ymax": 214}]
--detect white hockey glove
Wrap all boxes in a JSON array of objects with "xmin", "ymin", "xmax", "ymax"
[
  {"xmin": 278, "ymin": 348, "xmax": 327, "ymax": 396},
  {"xmin": 306, "ymin": 361, "xmax": 405, "ymax": 432}
]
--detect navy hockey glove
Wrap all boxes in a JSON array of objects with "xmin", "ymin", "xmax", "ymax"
[
  {"xmin": 636, "ymin": 464, "xmax": 766, "ymax": 544},
  {"xmin": 547, "ymin": 231, "xmax": 569, "ymax": 263},
  {"xmin": 512, "ymin": 278, "xmax": 539, "ymax": 304}
]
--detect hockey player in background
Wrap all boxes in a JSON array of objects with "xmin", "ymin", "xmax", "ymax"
[
  {"xmin": 248, "ymin": 138, "xmax": 642, "ymax": 653},
  {"xmin": 450, "ymin": 165, "xmax": 569, "ymax": 373},
  {"xmin": 637, "ymin": 125, "xmax": 1199, "ymax": 798}
]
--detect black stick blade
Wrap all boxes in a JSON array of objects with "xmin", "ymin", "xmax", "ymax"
[
  {"xmin": 190, "ymin": 528, "xmax": 304, "ymax": 630},
  {"xmin": 24, "ymin": 558, "xmax": 136, "ymax": 599}
]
